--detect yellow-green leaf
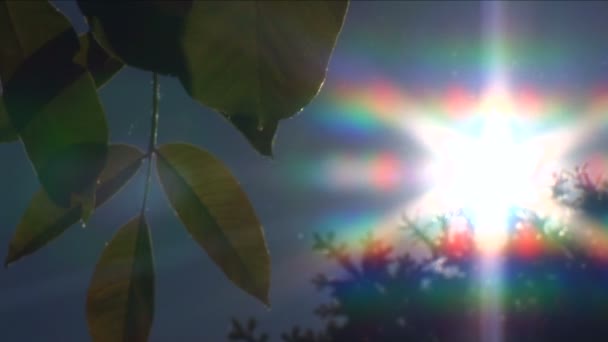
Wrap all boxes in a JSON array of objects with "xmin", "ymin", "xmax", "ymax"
[
  {"xmin": 87, "ymin": 215, "xmax": 155, "ymax": 342},
  {"xmin": 78, "ymin": 1, "xmax": 349, "ymax": 156},
  {"xmin": 0, "ymin": 1, "xmax": 109, "ymax": 206},
  {"xmin": 156, "ymin": 143, "xmax": 270, "ymax": 304},
  {"xmin": 180, "ymin": 1, "xmax": 348, "ymax": 155},
  {"xmin": 5, "ymin": 144, "xmax": 144, "ymax": 266}
]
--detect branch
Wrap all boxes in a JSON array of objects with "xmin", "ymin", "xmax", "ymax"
[{"xmin": 141, "ymin": 72, "xmax": 160, "ymax": 214}]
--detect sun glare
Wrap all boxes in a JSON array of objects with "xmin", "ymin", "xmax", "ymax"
[
  {"xmin": 425, "ymin": 87, "xmax": 542, "ymax": 254},
  {"xmin": 470, "ymin": 90, "xmax": 521, "ymax": 254}
]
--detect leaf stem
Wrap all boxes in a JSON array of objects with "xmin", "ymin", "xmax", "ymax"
[{"xmin": 141, "ymin": 73, "xmax": 160, "ymax": 213}]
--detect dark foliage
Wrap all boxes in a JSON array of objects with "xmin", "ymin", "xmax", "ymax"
[{"xmin": 229, "ymin": 164, "xmax": 608, "ymax": 342}]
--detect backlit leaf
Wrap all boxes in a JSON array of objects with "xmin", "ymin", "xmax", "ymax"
[
  {"xmin": 78, "ymin": 1, "xmax": 348, "ymax": 156},
  {"xmin": 5, "ymin": 144, "xmax": 144, "ymax": 266},
  {"xmin": 74, "ymin": 32, "xmax": 123, "ymax": 88},
  {"xmin": 180, "ymin": 1, "xmax": 348, "ymax": 156},
  {"xmin": 156, "ymin": 143, "xmax": 270, "ymax": 304},
  {"xmin": 0, "ymin": 32, "xmax": 122, "ymax": 144},
  {"xmin": 0, "ymin": 1, "xmax": 109, "ymax": 206},
  {"xmin": 87, "ymin": 215, "xmax": 154, "ymax": 342}
]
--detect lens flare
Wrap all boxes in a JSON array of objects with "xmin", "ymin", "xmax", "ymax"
[
  {"xmin": 419, "ymin": 85, "xmax": 557, "ymax": 256},
  {"xmin": 469, "ymin": 89, "xmax": 517, "ymax": 254},
  {"xmin": 271, "ymin": 2, "xmax": 608, "ymax": 341}
]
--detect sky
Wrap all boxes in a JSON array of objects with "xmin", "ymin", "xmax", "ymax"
[{"xmin": 3, "ymin": 1, "xmax": 608, "ymax": 341}]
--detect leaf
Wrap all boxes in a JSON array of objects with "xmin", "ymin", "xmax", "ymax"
[
  {"xmin": 179, "ymin": 1, "xmax": 349, "ymax": 156},
  {"xmin": 74, "ymin": 32, "xmax": 124, "ymax": 88},
  {"xmin": 156, "ymin": 143, "xmax": 270, "ymax": 304},
  {"xmin": 77, "ymin": 1, "xmax": 192, "ymax": 75},
  {"xmin": 87, "ymin": 215, "xmax": 155, "ymax": 342},
  {"xmin": 78, "ymin": 1, "xmax": 349, "ymax": 156},
  {"xmin": 224, "ymin": 114, "xmax": 278, "ymax": 157},
  {"xmin": 0, "ymin": 1, "xmax": 109, "ymax": 206},
  {"xmin": 0, "ymin": 95, "xmax": 17, "ymax": 142},
  {"xmin": 5, "ymin": 144, "xmax": 144, "ymax": 266},
  {"xmin": 76, "ymin": 180, "xmax": 97, "ymax": 224},
  {"xmin": 0, "ymin": 32, "xmax": 122, "ymax": 144}
]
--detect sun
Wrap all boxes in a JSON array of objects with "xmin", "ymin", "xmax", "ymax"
[
  {"xmin": 411, "ymin": 86, "xmax": 559, "ymax": 254},
  {"xmin": 467, "ymin": 89, "xmax": 535, "ymax": 253},
  {"xmin": 442, "ymin": 88, "xmax": 528, "ymax": 253}
]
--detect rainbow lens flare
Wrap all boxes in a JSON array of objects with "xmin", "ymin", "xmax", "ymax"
[{"xmin": 280, "ymin": 2, "xmax": 608, "ymax": 341}]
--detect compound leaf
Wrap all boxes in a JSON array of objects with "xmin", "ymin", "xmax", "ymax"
[{"xmin": 78, "ymin": 1, "xmax": 348, "ymax": 156}]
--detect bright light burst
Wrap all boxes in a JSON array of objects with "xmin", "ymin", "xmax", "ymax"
[
  {"xmin": 279, "ymin": 2, "xmax": 608, "ymax": 342},
  {"xmin": 426, "ymin": 86, "xmax": 534, "ymax": 254},
  {"xmin": 295, "ymin": 76, "xmax": 603, "ymax": 257},
  {"xmin": 407, "ymin": 82, "xmax": 600, "ymax": 256}
]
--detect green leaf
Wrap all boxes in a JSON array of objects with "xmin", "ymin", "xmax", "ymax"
[
  {"xmin": 0, "ymin": 32, "xmax": 122, "ymax": 144},
  {"xmin": 78, "ymin": 1, "xmax": 348, "ymax": 155},
  {"xmin": 156, "ymin": 143, "xmax": 270, "ymax": 304},
  {"xmin": 87, "ymin": 215, "xmax": 155, "ymax": 342},
  {"xmin": 76, "ymin": 180, "xmax": 97, "ymax": 224},
  {"xmin": 224, "ymin": 114, "xmax": 278, "ymax": 157},
  {"xmin": 5, "ymin": 144, "xmax": 144, "ymax": 266},
  {"xmin": 0, "ymin": 1, "xmax": 109, "ymax": 206},
  {"xmin": 179, "ymin": 1, "xmax": 348, "ymax": 156},
  {"xmin": 74, "ymin": 32, "xmax": 123, "ymax": 89},
  {"xmin": 0, "ymin": 95, "xmax": 17, "ymax": 142}
]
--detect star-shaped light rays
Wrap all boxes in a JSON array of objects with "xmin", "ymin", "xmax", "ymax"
[
  {"xmin": 281, "ymin": 71, "xmax": 608, "ymax": 261},
  {"xmin": 404, "ymin": 84, "xmax": 605, "ymax": 254}
]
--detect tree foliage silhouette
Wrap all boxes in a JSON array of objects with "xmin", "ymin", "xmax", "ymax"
[
  {"xmin": 229, "ymin": 164, "xmax": 608, "ymax": 341},
  {"xmin": 0, "ymin": 1, "xmax": 349, "ymax": 340}
]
